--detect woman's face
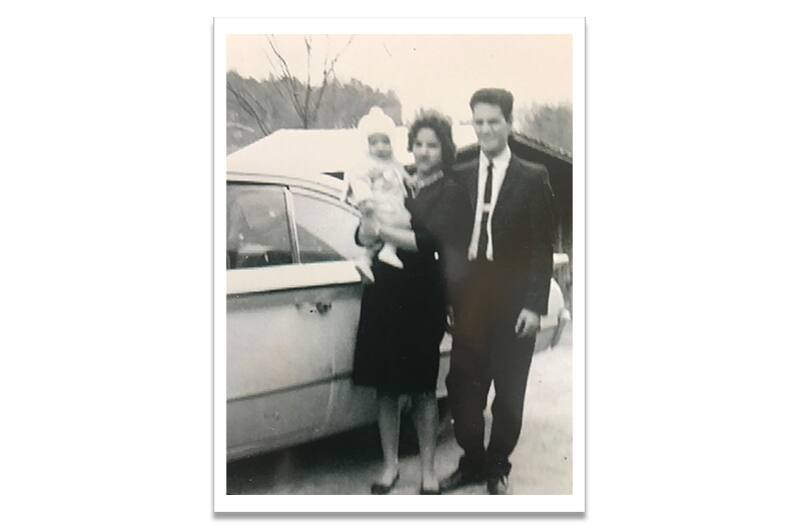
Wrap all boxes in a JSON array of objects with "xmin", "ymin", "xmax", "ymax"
[{"xmin": 412, "ymin": 127, "xmax": 443, "ymax": 176}]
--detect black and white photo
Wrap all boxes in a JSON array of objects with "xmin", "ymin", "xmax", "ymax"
[{"xmin": 214, "ymin": 18, "xmax": 585, "ymax": 512}]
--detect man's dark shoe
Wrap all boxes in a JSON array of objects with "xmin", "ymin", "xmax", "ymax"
[
  {"xmin": 487, "ymin": 474, "xmax": 510, "ymax": 495},
  {"xmin": 439, "ymin": 467, "xmax": 485, "ymax": 492}
]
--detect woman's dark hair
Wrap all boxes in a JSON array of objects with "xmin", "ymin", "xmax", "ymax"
[{"xmin": 407, "ymin": 110, "xmax": 457, "ymax": 171}]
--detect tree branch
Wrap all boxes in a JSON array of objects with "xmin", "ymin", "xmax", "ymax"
[
  {"xmin": 303, "ymin": 36, "xmax": 313, "ymax": 128},
  {"xmin": 227, "ymin": 81, "xmax": 271, "ymax": 136},
  {"xmin": 267, "ymin": 36, "xmax": 305, "ymax": 123},
  {"xmin": 311, "ymin": 36, "xmax": 354, "ymax": 125},
  {"xmin": 263, "ymin": 35, "xmax": 355, "ymax": 129}
]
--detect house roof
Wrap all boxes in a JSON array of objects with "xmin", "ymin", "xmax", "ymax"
[{"xmin": 226, "ymin": 125, "xmax": 479, "ymax": 177}]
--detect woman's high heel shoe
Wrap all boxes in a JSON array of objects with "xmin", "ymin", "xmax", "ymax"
[{"xmin": 370, "ymin": 473, "xmax": 399, "ymax": 495}]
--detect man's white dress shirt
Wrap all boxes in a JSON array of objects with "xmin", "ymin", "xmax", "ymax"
[{"xmin": 468, "ymin": 145, "xmax": 512, "ymax": 261}]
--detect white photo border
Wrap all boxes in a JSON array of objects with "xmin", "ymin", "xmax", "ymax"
[{"xmin": 213, "ymin": 17, "xmax": 586, "ymax": 513}]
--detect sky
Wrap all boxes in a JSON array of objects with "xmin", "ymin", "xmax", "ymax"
[{"xmin": 227, "ymin": 34, "xmax": 572, "ymax": 124}]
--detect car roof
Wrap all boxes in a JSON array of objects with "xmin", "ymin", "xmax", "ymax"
[{"xmin": 227, "ymin": 171, "xmax": 347, "ymax": 202}]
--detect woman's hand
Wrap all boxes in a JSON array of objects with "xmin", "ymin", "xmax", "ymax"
[
  {"xmin": 358, "ymin": 216, "xmax": 381, "ymax": 246},
  {"xmin": 357, "ymin": 198, "xmax": 376, "ymax": 216}
]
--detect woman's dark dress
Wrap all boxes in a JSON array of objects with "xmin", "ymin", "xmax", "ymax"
[{"xmin": 352, "ymin": 177, "xmax": 455, "ymax": 394}]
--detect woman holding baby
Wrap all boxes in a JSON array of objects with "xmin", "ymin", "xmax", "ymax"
[{"xmin": 350, "ymin": 108, "xmax": 470, "ymax": 495}]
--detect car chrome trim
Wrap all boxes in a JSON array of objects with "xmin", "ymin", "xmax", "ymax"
[
  {"xmin": 283, "ymin": 188, "xmax": 301, "ymax": 264},
  {"xmin": 290, "ymin": 186, "xmax": 357, "ymax": 213},
  {"xmin": 228, "ymin": 373, "xmax": 351, "ymax": 404},
  {"xmin": 227, "ymin": 261, "xmax": 362, "ymax": 295},
  {"xmin": 227, "ymin": 171, "xmax": 345, "ymax": 201}
]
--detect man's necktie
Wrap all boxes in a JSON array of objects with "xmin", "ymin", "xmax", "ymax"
[{"xmin": 476, "ymin": 160, "xmax": 493, "ymax": 259}]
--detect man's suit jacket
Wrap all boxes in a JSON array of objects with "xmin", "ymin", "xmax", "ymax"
[{"xmin": 452, "ymin": 153, "xmax": 555, "ymax": 316}]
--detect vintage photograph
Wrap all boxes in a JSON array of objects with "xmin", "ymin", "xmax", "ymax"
[{"xmin": 214, "ymin": 18, "xmax": 585, "ymax": 512}]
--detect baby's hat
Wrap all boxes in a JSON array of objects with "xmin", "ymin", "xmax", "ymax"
[{"xmin": 357, "ymin": 106, "xmax": 395, "ymax": 140}]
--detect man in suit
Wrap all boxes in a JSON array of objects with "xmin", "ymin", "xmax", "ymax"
[{"xmin": 440, "ymin": 88, "xmax": 555, "ymax": 495}]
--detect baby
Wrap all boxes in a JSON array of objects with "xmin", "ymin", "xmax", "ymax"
[{"xmin": 344, "ymin": 107, "xmax": 412, "ymax": 282}]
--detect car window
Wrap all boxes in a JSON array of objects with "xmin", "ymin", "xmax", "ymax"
[
  {"xmin": 227, "ymin": 184, "xmax": 293, "ymax": 269},
  {"xmin": 292, "ymin": 192, "xmax": 364, "ymax": 263}
]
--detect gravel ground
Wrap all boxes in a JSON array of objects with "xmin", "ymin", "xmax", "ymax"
[{"xmin": 227, "ymin": 323, "xmax": 573, "ymax": 495}]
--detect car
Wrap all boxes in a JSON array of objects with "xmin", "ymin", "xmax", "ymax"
[{"xmin": 225, "ymin": 131, "xmax": 571, "ymax": 462}]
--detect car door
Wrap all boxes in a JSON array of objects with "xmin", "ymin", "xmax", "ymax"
[
  {"xmin": 226, "ymin": 181, "xmax": 367, "ymax": 459},
  {"xmin": 288, "ymin": 188, "xmax": 374, "ymax": 435},
  {"xmin": 226, "ymin": 182, "xmax": 331, "ymax": 458}
]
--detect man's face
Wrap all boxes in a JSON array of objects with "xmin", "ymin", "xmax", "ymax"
[{"xmin": 471, "ymin": 102, "xmax": 511, "ymax": 158}]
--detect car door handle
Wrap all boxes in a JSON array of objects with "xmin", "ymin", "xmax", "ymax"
[
  {"xmin": 315, "ymin": 301, "xmax": 332, "ymax": 314},
  {"xmin": 295, "ymin": 301, "xmax": 332, "ymax": 315}
]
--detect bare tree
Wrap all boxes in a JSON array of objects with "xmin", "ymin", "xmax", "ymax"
[
  {"xmin": 265, "ymin": 35, "xmax": 355, "ymax": 129},
  {"xmin": 226, "ymin": 36, "xmax": 401, "ymax": 151},
  {"xmin": 226, "ymin": 80, "xmax": 272, "ymax": 136}
]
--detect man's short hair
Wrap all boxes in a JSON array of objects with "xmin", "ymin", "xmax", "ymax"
[{"xmin": 469, "ymin": 88, "xmax": 514, "ymax": 123}]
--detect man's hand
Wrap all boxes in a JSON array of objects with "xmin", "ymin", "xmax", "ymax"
[{"xmin": 514, "ymin": 308, "xmax": 541, "ymax": 339}]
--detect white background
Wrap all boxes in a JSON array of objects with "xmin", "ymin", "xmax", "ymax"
[{"xmin": 2, "ymin": 1, "xmax": 799, "ymax": 527}]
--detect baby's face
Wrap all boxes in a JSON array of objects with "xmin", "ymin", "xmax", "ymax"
[{"xmin": 367, "ymin": 133, "xmax": 393, "ymax": 160}]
